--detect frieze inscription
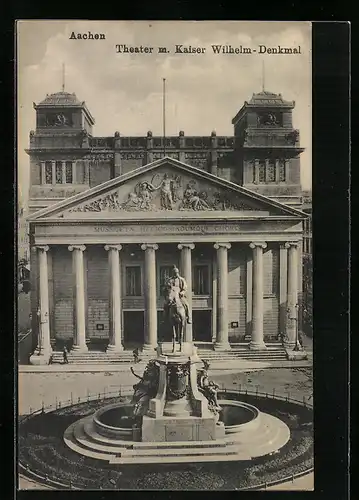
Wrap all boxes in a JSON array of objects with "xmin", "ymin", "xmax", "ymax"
[{"xmin": 93, "ymin": 224, "xmax": 242, "ymax": 234}]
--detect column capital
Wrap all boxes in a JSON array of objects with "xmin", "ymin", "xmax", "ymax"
[
  {"xmin": 104, "ymin": 244, "xmax": 123, "ymax": 252},
  {"xmin": 68, "ymin": 244, "xmax": 86, "ymax": 252},
  {"xmin": 178, "ymin": 243, "xmax": 195, "ymax": 250},
  {"xmin": 249, "ymin": 242, "xmax": 267, "ymax": 250},
  {"xmin": 141, "ymin": 243, "xmax": 159, "ymax": 251},
  {"xmin": 284, "ymin": 241, "xmax": 299, "ymax": 249},
  {"xmin": 36, "ymin": 245, "xmax": 49, "ymax": 253},
  {"xmin": 214, "ymin": 242, "xmax": 231, "ymax": 250}
]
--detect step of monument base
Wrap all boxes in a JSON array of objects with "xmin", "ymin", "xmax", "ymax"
[{"xmin": 65, "ymin": 409, "xmax": 290, "ymax": 465}]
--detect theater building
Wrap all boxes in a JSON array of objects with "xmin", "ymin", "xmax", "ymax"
[{"xmin": 26, "ymin": 89, "xmax": 307, "ymax": 364}]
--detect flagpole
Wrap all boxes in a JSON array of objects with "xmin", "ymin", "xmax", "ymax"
[
  {"xmin": 163, "ymin": 78, "xmax": 166, "ymax": 157},
  {"xmin": 262, "ymin": 60, "xmax": 265, "ymax": 92},
  {"xmin": 62, "ymin": 63, "xmax": 65, "ymax": 92}
]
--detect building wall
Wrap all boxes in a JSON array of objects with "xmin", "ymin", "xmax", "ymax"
[
  {"xmin": 40, "ymin": 243, "xmax": 285, "ymax": 344},
  {"xmin": 227, "ymin": 246, "xmax": 247, "ymax": 342},
  {"xmin": 263, "ymin": 245, "xmax": 280, "ymax": 336},
  {"xmin": 86, "ymin": 246, "xmax": 110, "ymax": 342},
  {"xmin": 90, "ymin": 162, "xmax": 112, "ymax": 187},
  {"xmin": 52, "ymin": 246, "xmax": 74, "ymax": 341}
]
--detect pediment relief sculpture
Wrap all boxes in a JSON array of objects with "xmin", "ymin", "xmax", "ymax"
[{"xmin": 68, "ymin": 172, "xmax": 256, "ymax": 213}]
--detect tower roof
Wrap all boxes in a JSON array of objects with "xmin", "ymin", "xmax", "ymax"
[
  {"xmin": 232, "ymin": 90, "xmax": 295, "ymax": 126},
  {"xmin": 37, "ymin": 91, "xmax": 82, "ymax": 107},
  {"xmin": 34, "ymin": 90, "xmax": 95, "ymax": 125},
  {"xmin": 247, "ymin": 91, "xmax": 294, "ymax": 107}
]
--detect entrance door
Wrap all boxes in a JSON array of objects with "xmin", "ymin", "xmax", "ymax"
[
  {"xmin": 193, "ymin": 310, "xmax": 212, "ymax": 342},
  {"xmin": 123, "ymin": 311, "xmax": 144, "ymax": 348}
]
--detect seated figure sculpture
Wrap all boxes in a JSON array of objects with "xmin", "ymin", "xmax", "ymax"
[
  {"xmin": 130, "ymin": 360, "xmax": 160, "ymax": 422},
  {"xmin": 197, "ymin": 360, "xmax": 221, "ymax": 412}
]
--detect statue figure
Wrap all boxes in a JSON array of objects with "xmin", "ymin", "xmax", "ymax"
[
  {"xmin": 130, "ymin": 360, "xmax": 160, "ymax": 420},
  {"xmin": 137, "ymin": 181, "xmax": 155, "ymax": 210},
  {"xmin": 147, "ymin": 173, "xmax": 180, "ymax": 210},
  {"xmin": 197, "ymin": 360, "xmax": 221, "ymax": 412},
  {"xmin": 162, "ymin": 266, "xmax": 191, "ymax": 352},
  {"xmin": 121, "ymin": 191, "xmax": 141, "ymax": 210},
  {"xmin": 182, "ymin": 183, "xmax": 210, "ymax": 211},
  {"xmin": 163, "ymin": 266, "xmax": 192, "ymax": 325}
]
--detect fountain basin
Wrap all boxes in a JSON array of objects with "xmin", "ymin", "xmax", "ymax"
[
  {"xmin": 93, "ymin": 402, "xmax": 135, "ymax": 440},
  {"xmin": 218, "ymin": 400, "xmax": 261, "ymax": 435}
]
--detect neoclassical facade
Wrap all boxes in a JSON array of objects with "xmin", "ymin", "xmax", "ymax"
[
  {"xmin": 28, "ymin": 157, "xmax": 305, "ymax": 364},
  {"xmin": 25, "ymin": 87, "xmax": 308, "ymax": 364}
]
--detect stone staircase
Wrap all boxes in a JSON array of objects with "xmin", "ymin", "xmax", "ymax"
[{"xmin": 50, "ymin": 343, "xmax": 287, "ymax": 364}]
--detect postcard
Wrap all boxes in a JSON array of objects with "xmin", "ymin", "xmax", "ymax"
[{"xmin": 17, "ymin": 20, "xmax": 313, "ymax": 491}]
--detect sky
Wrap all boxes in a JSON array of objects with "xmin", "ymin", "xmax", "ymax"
[{"xmin": 17, "ymin": 20, "xmax": 312, "ymax": 206}]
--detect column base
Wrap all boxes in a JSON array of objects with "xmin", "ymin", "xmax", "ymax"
[
  {"xmin": 214, "ymin": 342, "xmax": 231, "ymax": 351},
  {"xmin": 141, "ymin": 343, "xmax": 157, "ymax": 353},
  {"xmin": 29, "ymin": 348, "xmax": 52, "ymax": 366},
  {"xmin": 106, "ymin": 343, "xmax": 124, "ymax": 353},
  {"xmin": 249, "ymin": 341, "xmax": 267, "ymax": 350},
  {"xmin": 71, "ymin": 344, "xmax": 88, "ymax": 353}
]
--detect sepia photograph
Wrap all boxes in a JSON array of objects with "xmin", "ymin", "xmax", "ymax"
[{"xmin": 17, "ymin": 20, "xmax": 313, "ymax": 491}]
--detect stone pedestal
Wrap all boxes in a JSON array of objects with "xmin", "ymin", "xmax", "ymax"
[
  {"xmin": 285, "ymin": 347, "xmax": 308, "ymax": 361},
  {"xmin": 142, "ymin": 347, "xmax": 223, "ymax": 443}
]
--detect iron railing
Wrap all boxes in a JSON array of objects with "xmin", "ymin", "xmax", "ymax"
[{"xmin": 18, "ymin": 385, "xmax": 313, "ymax": 491}]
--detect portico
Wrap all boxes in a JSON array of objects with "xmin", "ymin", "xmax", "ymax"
[{"xmin": 28, "ymin": 157, "xmax": 305, "ymax": 364}]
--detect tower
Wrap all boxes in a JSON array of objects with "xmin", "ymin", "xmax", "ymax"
[
  {"xmin": 232, "ymin": 90, "xmax": 304, "ymax": 207},
  {"xmin": 27, "ymin": 90, "xmax": 96, "ymax": 213}
]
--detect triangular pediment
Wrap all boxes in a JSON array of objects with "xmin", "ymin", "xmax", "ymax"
[{"xmin": 29, "ymin": 157, "xmax": 305, "ymax": 221}]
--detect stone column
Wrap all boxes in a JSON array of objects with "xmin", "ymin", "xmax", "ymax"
[
  {"xmin": 30, "ymin": 245, "xmax": 52, "ymax": 364},
  {"xmin": 254, "ymin": 159, "xmax": 260, "ymax": 184},
  {"xmin": 40, "ymin": 161, "xmax": 46, "ymax": 184},
  {"xmin": 249, "ymin": 242, "xmax": 267, "ymax": 350},
  {"xmin": 84, "ymin": 160, "xmax": 90, "ymax": 184},
  {"xmin": 51, "ymin": 161, "xmax": 56, "ymax": 185},
  {"xmin": 210, "ymin": 130, "xmax": 218, "ymax": 176},
  {"xmin": 72, "ymin": 161, "xmax": 77, "ymax": 184},
  {"xmin": 146, "ymin": 131, "xmax": 153, "ymax": 163},
  {"xmin": 178, "ymin": 243, "xmax": 195, "ymax": 342},
  {"xmin": 285, "ymin": 241, "xmax": 299, "ymax": 347},
  {"xmin": 68, "ymin": 245, "xmax": 88, "ymax": 352},
  {"xmin": 214, "ymin": 243, "xmax": 231, "ymax": 350},
  {"xmin": 275, "ymin": 159, "xmax": 280, "ymax": 182},
  {"xmin": 179, "ymin": 131, "xmax": 185, "ymax": 163},
  {"xmin": 105, "ymin": 244, "xmax": 124, "ymax": 352},
  {"xmin": 279, "ymin": 243, "xmax": 288, "ymax": 339},
  {"xmin": 61, "ymin": 161, "xmax": 66, "ymax": 184},
  {"xmin": 141, "ymin": 244, "xmax": 158, "ymax": 351}
]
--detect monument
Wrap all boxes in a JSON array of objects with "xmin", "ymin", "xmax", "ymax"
[
  {"xmin": 64, "ymin": 274, "xmax": 291, "ymax": 463},
  {"xmin": 132, "ymin": 267, "xmax": 224, "ymax": 442}
]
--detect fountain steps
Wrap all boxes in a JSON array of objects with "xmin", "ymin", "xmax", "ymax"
[{"xmin": 64, "ymin": 411, "xmax": 290, "ymax": 465}]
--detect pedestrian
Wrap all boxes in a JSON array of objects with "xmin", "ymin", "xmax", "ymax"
[
  {"xmin": 133, "ymin": 347, "xmax": 140, "ymax": 364},
  {"xmin": 63, "ymin": 345, "xmax": 69, "ymax": 364}
]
